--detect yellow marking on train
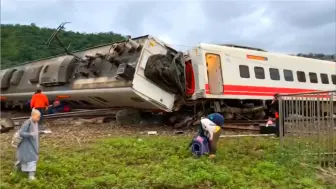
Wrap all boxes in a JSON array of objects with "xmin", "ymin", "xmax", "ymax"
[
  {"xmin": 149, "ymin": 41, "xmax": 156, "ymax": 47},
  {"xmin": 247, "ymin": 54, "xmax": 268, "ymax": 61}
]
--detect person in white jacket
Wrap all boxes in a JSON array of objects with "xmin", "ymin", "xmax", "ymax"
[{"xmin": 199, "ymin": 113, "xmax": 224, "ymax": 159}]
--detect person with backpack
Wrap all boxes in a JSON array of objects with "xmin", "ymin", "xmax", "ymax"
[
  {"xmin": 190, "ymin": 113, "xmax": 224, "ymax": 159},
  {"xmin": 13, "ymin": 109, "xmax": 47, "ymax": 180}
]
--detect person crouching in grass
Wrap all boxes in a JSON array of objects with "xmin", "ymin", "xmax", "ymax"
[
  {"xmin": 15, "ymin": 108, "xmax": 41, "ymax": 180},
  {"xmin": 199, "ymin": 113, "xmax": 224, "ymax": 159}
]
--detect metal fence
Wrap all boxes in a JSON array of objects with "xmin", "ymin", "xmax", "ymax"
[{"xmin": 278, "ymin": 90, "xmax": 336, "ymax": 168}]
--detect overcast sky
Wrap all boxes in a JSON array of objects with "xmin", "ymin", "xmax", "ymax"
[{"xmin": 1, "ymin": 0, "xmax": 336, "ymax": 54}]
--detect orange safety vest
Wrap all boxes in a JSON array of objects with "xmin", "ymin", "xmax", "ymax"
[{"xmin": 30, "ymin": 93, "xmax": 49, "ymax": 109}]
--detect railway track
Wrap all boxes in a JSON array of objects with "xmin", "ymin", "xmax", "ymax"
[
  {"xmin": 225, "ymin": 119, "xmax": 268, "ymax": 125},
  {"xmin": 9, "ymin": 109, "xmax": 116, "ymax": 121},
  {"xmin": 0, "ymin": 109, "xmax": 117, "ymax": 133}
]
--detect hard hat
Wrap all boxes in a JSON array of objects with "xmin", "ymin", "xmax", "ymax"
[{"xmin": 207, "ymin": 113, "xmax": 224, "ymax": 126}]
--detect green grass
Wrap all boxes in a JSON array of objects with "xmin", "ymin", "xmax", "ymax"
[{"xmin": 0, "ymin": 136, "xmax": 334, "ymax": 189}]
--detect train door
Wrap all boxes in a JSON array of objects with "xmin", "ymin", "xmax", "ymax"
[{"xmin": 206, "ymin": 53, "xmax": 223, "ymax": 94}]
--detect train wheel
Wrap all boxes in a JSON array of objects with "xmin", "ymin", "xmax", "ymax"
[{"xmin": 116, "ymin": 109, "xmax": 141, "ymax": 125}]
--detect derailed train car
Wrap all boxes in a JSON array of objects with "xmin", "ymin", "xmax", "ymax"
[
  {"xmin": 1, "ymin": 35, "xmax": 335, "ymax": 122},
  {"xmin": 0, "ymin": 36, "xmax": 182, "ymax": 112}
]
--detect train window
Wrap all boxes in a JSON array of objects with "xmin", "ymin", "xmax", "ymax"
[
  {"xmin": 283, "ymin": 69, "xmax": 294, "ymax": 82},
  {"xmin": 43, "ymin": 65, "xmax": 49, "ymax": 73},
  {"xmin": 269, "ymin": 68, "xmax": 280, "ymax": 80},
  {"xmin": 239, "ymin": 65, "xmax": 250, "ymax": 78},
  {"xmin": 308, "ymin": 72, "xmax": 318, "ymax": 83},
  {"xmin": 332, "ymin": 75, "xmax": 336, "ymax": 85},
  {"xmin": 320, "ymin": 73, "xmax": 329, "ymax": 84},
  {"xmin": 254, "ymin": 67, "xmax": 265, "ymax": 79},
  {"xmin": 296, "ymin": 71, "xmax": 306, "ymax": 82},
  {"xmin": 79, "ymin": 100, "xmax": 93, "ymax": 105}
]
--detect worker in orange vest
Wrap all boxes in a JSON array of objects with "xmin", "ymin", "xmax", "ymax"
[{"xmin": 30, "ymin": 88, "xmax": 49, "ymax": 126}]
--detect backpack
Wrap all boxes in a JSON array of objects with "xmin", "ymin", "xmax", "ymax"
[
  {"xmin": 11, "ymin": 121, "xmax": 31, "ymax": 148},
  {"xmin": 11, "ymin": 131, "xmax": 22, "ymax": 148},
  {"xmin": 191, "ymin": 136, "xmax": 210, "ymax": 157}
]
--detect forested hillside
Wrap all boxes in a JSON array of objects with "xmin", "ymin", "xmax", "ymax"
[
  {"xmin": 1, "ymin": 24, "xmax": 125, "ymax": 68},
  {"xmin": 1, "ymin": 24, "xmax": 335, "ymax": 69}
]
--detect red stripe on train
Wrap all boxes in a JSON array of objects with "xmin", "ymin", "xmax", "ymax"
[
  {"xmin": 223, "ymin": 85, "xmax": 317, "ymax": 94},
  {"xmin": 224, "ymin": 91, "xmax": 330, "ymax": 98},
  {"xmin": 224, "ymin": 91, "xmax": 274, "ymax": 96},
  {"xmin": 205, "ymin": 84, "xmax": 330, "ymax": 97}
]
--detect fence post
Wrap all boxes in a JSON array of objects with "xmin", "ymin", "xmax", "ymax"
[
  {"xmin": 279, "ymin": 96, "xmax": 284, "ymax": 145},
  {"xmin": 329, "ymin": 92, "xmax": 335, "ymax": 167}
]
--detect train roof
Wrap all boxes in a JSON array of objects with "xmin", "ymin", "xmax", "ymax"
[
  {"xmin": 219, "ymin": 44, "xmax": 267, "ymax": 52},
  {"xmin": 199, "ymin": 43, "xmax": 336, "ymax": 65}
]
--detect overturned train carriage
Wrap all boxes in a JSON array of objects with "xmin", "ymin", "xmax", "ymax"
[
  {"xmin": 0, "ymin": 36, "xmax": 187, "ymax": 113},
  {"xmin": 1, "ymin": 35, "xmax": 336, "ymax": 121}
]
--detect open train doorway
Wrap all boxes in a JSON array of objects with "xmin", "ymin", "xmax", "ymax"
[{"xmin": 206, "ymin": 53, "xmax": 223, "ymax": 94}]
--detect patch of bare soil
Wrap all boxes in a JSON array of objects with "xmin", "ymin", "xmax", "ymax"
[{"xmin": 316, "ymin": 167, "xmax": 336, "ymax": 185}]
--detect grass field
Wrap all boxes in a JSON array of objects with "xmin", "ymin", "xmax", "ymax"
[
  {"xmin": 1, "ymin": 133, "xmax": 335, "ymax": 189},
  {"xmin": 0, "ymin": 120, "xmax": 335, "ymax": 189}
]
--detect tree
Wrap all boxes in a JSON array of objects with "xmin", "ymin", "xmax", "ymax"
[{"xmin": 1, "ymin": 24, "xmax": 125, "ymax": 68}]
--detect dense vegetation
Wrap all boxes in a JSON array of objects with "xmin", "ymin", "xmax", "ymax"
[
  {"xmin": 1, "ymin": 24, "xmax": 125, "ymax": 68},
  {"xmin": 1, "ymin": 136, "xmax": 333, "ymax": 189},
  {"xmin": 296, "ymin": 53, "xmax": 335, "ymax": 62},
  {"xmin": 1, "ymin": 24, "xmax": 335, "ymax": 69}
]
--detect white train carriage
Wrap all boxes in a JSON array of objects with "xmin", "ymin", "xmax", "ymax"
[
  {"xmin": 187, "ymin": 43, "xmax": 336, "ymax": 100},
  {"xmin": 183, "ymin": 43, "xmax": 335, "ymax": 119}
]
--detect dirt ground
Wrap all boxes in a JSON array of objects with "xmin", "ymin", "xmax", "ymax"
[{"xmin": 0, "ymin": 117, "xmax": 255, "ymax": 150}]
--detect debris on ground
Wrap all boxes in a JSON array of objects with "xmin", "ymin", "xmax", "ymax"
[
  {"xmin": 173, "ymin": 116, "xmax": 194, "ymax": 129},
  {"xmin": 174, "ymin": 131, "xmax": 184, "ymax": 135},
  {"xmin": 147, "ymin": 131, "xmax": 158, "ymax": 135},
  {"xmin": 0, "ymin": 118, "xmax": 15, "ymax": 133},
  {"xmin": 116, "ymin": 109, "xmax": 141, "ymax": 125}
]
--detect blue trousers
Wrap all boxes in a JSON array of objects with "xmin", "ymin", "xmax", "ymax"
[{"xmin": 35, "ymin": 108, "xmax": 45, "ymax": 127}]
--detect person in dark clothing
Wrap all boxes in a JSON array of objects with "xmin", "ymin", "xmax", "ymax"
[
  {"xmin": 47, "ymin": 100, "xmax": 71, "ymax": 114},
  {"xmin": 270, "ymin": 93, "xmax": 284, "ymax": 137},
  {"xmin": 30, "ymin": 89, "xmax": 49, "ymax": 126}
]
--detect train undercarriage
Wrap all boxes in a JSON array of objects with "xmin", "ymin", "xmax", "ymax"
[{"xmin": 1, "ymin": 94, "xmax": 335, "ymax": 128}]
